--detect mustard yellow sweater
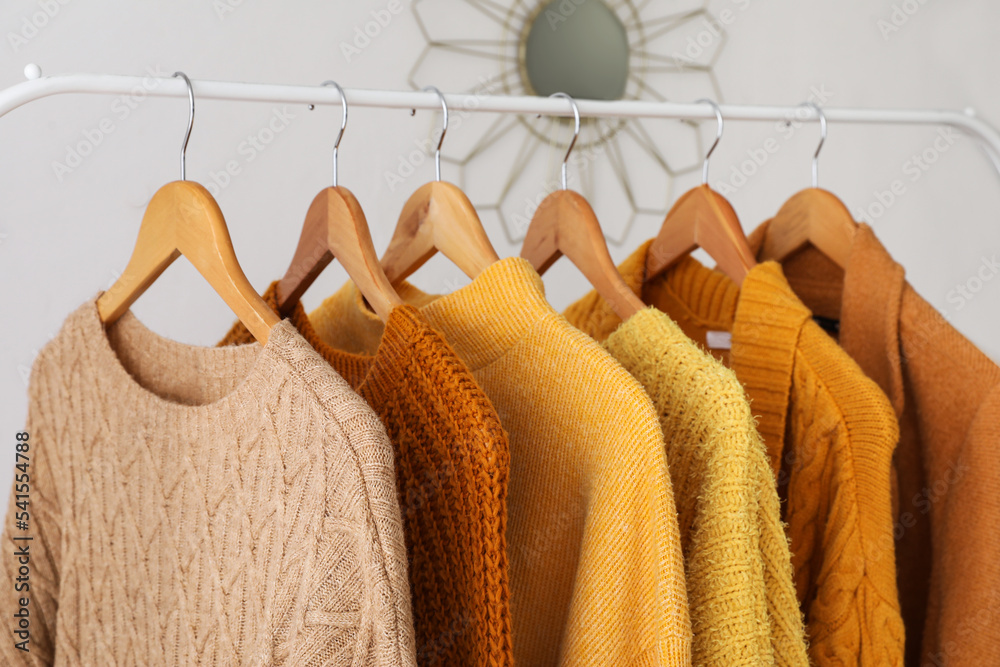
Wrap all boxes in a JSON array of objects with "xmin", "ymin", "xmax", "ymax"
[
  {"xmin": 568, "ymin": 241, "xmax": 903, "ymax": 666},
  {"xmin": 310, "ymin": 258, "xmax": 692, "ymax": 666},
  {"xmin": 564, "ymin": 303, "xmax": 808, "ymax": 666}
]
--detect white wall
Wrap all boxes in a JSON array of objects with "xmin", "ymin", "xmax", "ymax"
[{"xmin": 2, "ymin": 0, "xmax": 999, "ymax": 509}]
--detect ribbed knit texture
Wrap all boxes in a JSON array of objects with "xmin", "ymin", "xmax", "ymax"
[
  {"xmin": 574, "ymin": 241, "xmax": 903, "ymax": 666},
  {"xmin": 750, "ymin": 220, "xmax": 1000, "ymax": 666},
  {"xmin": 0, "ymin": 298, "xmax": 416, "ymax": 667},
  {"xmin": 565, "ymin": 301, "xmax": 809, "ymax": 665},
  {"xmin": 219, "ymin": 282, "xmax": 514, "ymax": 667},
  {"xmin": 310, "ymin": 258, "xmax": 692, "ymax": 667}
]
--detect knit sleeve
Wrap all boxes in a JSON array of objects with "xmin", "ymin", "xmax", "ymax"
[
  {"xmin": 0, "ymin": 364, "xmax": 60, "ymax": 666},
  {"xmin": 278, "ymin": 371, "xmax": 416, "ymax": 667}
]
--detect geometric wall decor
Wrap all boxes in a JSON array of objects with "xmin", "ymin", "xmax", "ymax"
[{"xmin": 409, "ymin": 0, "xmax": 728, "ymax": 244}]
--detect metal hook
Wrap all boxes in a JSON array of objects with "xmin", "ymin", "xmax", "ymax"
[
  {"xmin": 550, "ymin": 92, "xmax": 580, "ymax": 190},
  {"xmin": 800, "ymin": 101, "xmax": 826, "ymax": 187},
  {"xmin": 320, "ymin": 80, "xmax": 348, "ymax": 187},
  {"xmin": 696, "ymin": 98, "xmax": 723, "ymax": 185},
  {"xmin": 173, "ymin": 72, "xmax": 194, "ymax": 181},
  {"xmin": 422, "ymin": 86, "xmax": 448, "ymax": 181}
]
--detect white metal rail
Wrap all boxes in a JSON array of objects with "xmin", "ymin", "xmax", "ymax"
[{"xmin": 3, "ymin": 68, "xmax": 1000, "ymax": 178}]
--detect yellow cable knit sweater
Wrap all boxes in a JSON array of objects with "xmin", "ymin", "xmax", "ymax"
[
  {"xmin": 0, "ymin": 299, "xmax": 416, "ymax": 666},
  {"xmin": 564, "ymin": 305, "xmax": 809, "ymax": 666},
  {"xmin": 567, "ymin": 242, "xmax": 904, "ymax": 666},
  {"xmin": 310, "ymin": 258, "xmax": 692, "ymax": 667}
]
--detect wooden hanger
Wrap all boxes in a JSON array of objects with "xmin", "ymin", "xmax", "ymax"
[
  {"xmin": 97, "ymin": 72, "xmax": 278, "ymax": 344},
  {"xmin": 380, "ymin": 86, "xmax": 500, "ymax": 286},
  {"xmin": 759, "ymin": 104, "xmax": 857, "ymax": 267},
  {"xmin": 645, "ymin": 99, "xmax": 756, "ymax": 286},
  {"xmin": 521, "ymin": 93, "xmax": 643, "ymax": 320},
  {"xmin": 275, "ymin": 81, "xmax": 401, "ymax": 321}
]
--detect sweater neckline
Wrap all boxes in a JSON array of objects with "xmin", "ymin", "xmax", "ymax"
[
  {"xmin": 85, "ymin": 296, "xmax": 290, "ymax": 416},
  {"xmin": 315, "ymin": 258, "xmax": 553, "ymax": 372}
]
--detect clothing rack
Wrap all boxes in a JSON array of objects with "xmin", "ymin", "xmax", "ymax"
[{"xmin": 5, "ymin": 65, "xmax": 1000, "ymax": 179}]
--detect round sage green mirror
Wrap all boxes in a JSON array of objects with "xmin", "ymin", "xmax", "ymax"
[{"xmin": 522, "ymin": 0, "xmax": 629, "ymax": 101}]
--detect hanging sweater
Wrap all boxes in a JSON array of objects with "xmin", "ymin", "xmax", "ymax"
[
  {"xmin": 309, "ymin": 258, "xmax": 692, "ymax": 667},
  {"xmin": 749, "ymin": 220, "xmax": 1000, "ymax": 666},
  {"xmin": 219, "ymin": 282, "xmax": 514, "ymax": 667},
  {"xmin": 563, "ymin": 302, "xmax": 809, "ymax": 666},
  {"xmin": 565, "ymin": 242, "xmax": 904, "ymax": 666},
  {"xmin": 0, "ymin": 299, "xmax": 416, "ymax": 667}
]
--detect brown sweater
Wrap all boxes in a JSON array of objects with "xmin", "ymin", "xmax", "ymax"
[
  {"xmin": 221, "ymin": 283, "xmax": 514, "ymax": 667},
  {"xmin": 0, "ymin": 298, "xmax": 416, "ymax": 666},
  {"xmin": 750, "ymin": 221, "xmax": 1000, "ymax": 666}
]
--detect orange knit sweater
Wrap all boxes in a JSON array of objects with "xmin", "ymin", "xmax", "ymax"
[
  {"xmin": 221, "ymin": 283, "xmax": 513, "ymax": 667},
  {"xmin": 567, "ymin": 242, "xmax": 904, "ymax": 666},
  {"xmin": 750, "ymin": 221, "xmax": 1000, "ymax": 666}
]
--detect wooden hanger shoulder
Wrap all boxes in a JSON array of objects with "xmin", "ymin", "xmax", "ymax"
[
  {"xmin": 97, "ymin": 180, "xmax": 279, "ymax": 343},
  {"xmin": 645, "ymin": 183, "xmax": 755, "ymax": 285},
  {"xmin": 381, "ymin": 180, "xmax": 500, "ymax": 286},
  {"xmin": 276, "ymin": 185, "xmax": 401, "ymax": 321},
  {"xmin": 522, "ymin": 189, "xmax": 643, "ymax": 320},
  {"xmin": 759, "ymin": 187, "xmax": 857, "ymax": 267}
]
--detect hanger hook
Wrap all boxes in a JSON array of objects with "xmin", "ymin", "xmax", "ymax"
[
  {"xmin": 800, "ymin": 101, "xmax": 826, "ymax": 187},
  {"xmin": 321, "ymin": 80, "xmax": 347, "ymax": 187},
  {"xmin": 423, "ymin": 85, "xmax": 448, "ymax": 181},
  {"xmin": 173, "ymin": 72, "xmax": 194, "ymax": 181},
  {"xmin": 550, "ymin": 92, "xmax": 580, "ymax": 190},
  {"xmin": 695, "ymin": 98, "xmax": 723, "ymax": 185}
]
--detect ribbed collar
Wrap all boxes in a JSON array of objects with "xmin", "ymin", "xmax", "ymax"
[
  {"xmin": 749, "ymin": 219, "xmax": 907, "ymax": 417},
  {"xmin": 620, "ymin": 241, "xmax": 812, "ymax": 465},
  {"xmin": 314, "ymin": 258, "xmax": 552, "ymax": 372}
]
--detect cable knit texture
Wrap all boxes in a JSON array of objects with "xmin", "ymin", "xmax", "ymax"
[
  {"xmin": 749, "ymin": 220, "xmax": 1000, "ymax": 666},
  {"xmin": 573, "ymin": 241, "xmax": 903, "ymax": 666},
  {"xmin": 309, "ymin": 258, "xmax": 692, "ymax": 667},
  {"xmin": 219, "ymin": 282, "xmax": 514, "ymax": 667},
  {"xmin": 565, "ymin": 299, "xmax": 809, "ymax": 666},
  {"xmin": 0, "ymin": 298, "xmax": 416, "ymax": 667}
]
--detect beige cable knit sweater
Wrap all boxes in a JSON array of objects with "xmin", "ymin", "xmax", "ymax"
[{"xmin": 0, "ymin": 299, "xmax": 417, "ymax": 666}]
